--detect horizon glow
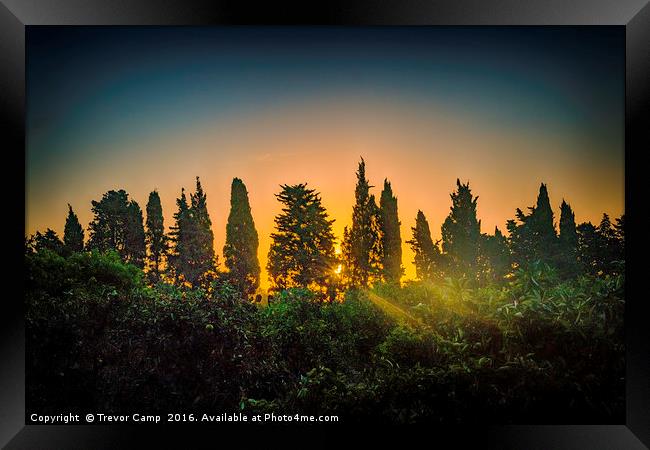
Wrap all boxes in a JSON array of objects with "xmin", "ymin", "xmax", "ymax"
[{"xmin": 26, "ymin": 27, "xmax": 624, "ymax": 288}]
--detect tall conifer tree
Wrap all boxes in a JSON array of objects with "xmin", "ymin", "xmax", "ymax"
[
  {"xmin": 348, "ymin": 158, "xmax": 382, "ymax": 286},
  {"xmin": 407, "ymin": 210, "xmax": 443, "ymax": 281},
  {"xmin": 63, "ymin": 204, "xmax": 84, "ymax": 253},
  {"xmin": 169, "ymin": 178, "xmax": 217, "ymax": 287},
  {"xmin": 379, "ymin": 179, "xmax": 403, "ymax": 284},
  {"xmin": 441, "ymin": 179, "xmax": 481, "ymax": 276},
  {"xmin": 267, "ymin": 183, "xmax": 336, "ymax": 291},
  {"xmin": 124, "ymin": 200, "xmax": 146, "ymax": 268},
  {"xmin": 145, "ymin": 190, "xmax": 167, "ymax": 282},
  {"xmin": 224, "ymin": 178, "xmax": 260, "ymax": 296},
  {"xmin": 558, "ymin": 199, "xmax": 578, "ymax": 276}
]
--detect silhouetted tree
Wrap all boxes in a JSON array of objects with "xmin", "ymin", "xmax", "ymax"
[
  {"xmin": 88, "ymin": 189, "xmax": 144, "ymax": 266},
  {"xmin": 348, "ymin": 158, "xmax": 382, "ymax": 286},
  {"xmin": 31, "ymin": 229, "xmax": 66, "ymax": 255},
  {"xmin": 597, "ymin": 213, "xmax": 623, "ymax": 275},
  {"xmin": 557, "ymin": 200, "xmax": 579, "ymax": 276},
  {"xmin": 577, "ymin": 222, "xmax": 600, "ymax": 275},
  {"xmin": 407, "ymin": 210, "xmax": 443, "ymax": 281},
  {"xmin": 169, "ymin": 178, "xmax": 217, "ymax": 287},
  {"xmin": 189, "ymin": 177, "xmax": 217, "ymax": 285},
  {"xmin": 379, "ymin": 179, "xmax": 403, "ymax": 284},
  {"xmin": 124, "ymin": 201, "xmax": 145, "ymax": 268},
  {"xmin": 168, "ymin": 188, "xmax": 191, "ymax": 285},
  {"xmin": 478, "ymin": 227, "xmax": 511, "ymax": 282},
  {"xmin": 223, "ymin": 178, "xmax": 260, "ymax": 296},
  {"xmin": 145, "ymin": 190, "xmax": 167, "ymax": 282},
  {"xmin": 88, "ymin": 189, "xmax": 130, "ymax": 253},
  {"xmin": 614, "ymin": 214, "xmax": 625, "ymax": 262},
  {"xmin": 508, "ymin": 183, "xmax": 558, "ymax": 269},
  {"xmin": 63, "ymin": 204, "xmax": 84, "ymax": 253},
  {"xmin": 441, "ymin": 179, "xmax": 481, "ymax": 277},
  {"xmin": 267, "ymin": 183, "xmax": 336, "ymax": 291}
]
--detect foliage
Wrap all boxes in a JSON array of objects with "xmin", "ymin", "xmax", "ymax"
[{"xmin": 27, "ymin": 249, "xmax": 624, "ymax": 423}]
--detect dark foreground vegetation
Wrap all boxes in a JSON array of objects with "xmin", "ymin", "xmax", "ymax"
[{"xmin": 26, "ymin": 249, "xmax": 624, "ymax": 423}]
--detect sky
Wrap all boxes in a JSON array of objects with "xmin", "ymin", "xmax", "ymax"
[{"xmin": 26, "ymin": 26, "xmax": 625, "ymax": 287}]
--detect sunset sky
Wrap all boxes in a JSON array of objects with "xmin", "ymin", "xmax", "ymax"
[{"xmin": 26, "ymin": 27, "xmax": 624, "ymax": 287}]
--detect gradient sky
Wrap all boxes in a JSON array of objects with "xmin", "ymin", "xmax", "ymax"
[{"xmin": 26, "ymin": 27, "xmax": 624, "ymax": 287}]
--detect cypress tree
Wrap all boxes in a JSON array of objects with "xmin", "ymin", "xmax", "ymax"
[
  {"xmin": 441, "ymin": 179, "xmax": 481, "ymax": 276},
  {"xmin": 379, "ymin": 179, "xmax": 403, "ymax": 284},
  {"xmin": 168, "ymin": 188, "xmax": 191, "ymax": 285},
  {"xmin": 348, "ymin": 158, "xmax": 382, "ymax": 287},
  {"xmin": 267, "ymin": 183, "xmax": 336, "ymax": 291},
  {"xmin": 189, "ymin": 177, "xmax": 217, "ymax": 286},
  {"xmin": 145, "ymin": 190, "xmax": 167, "ymax": 282},
  {"xmin": 531, "ymin": 183, "xmax": 557, "ymax": 254},
  {"xmin": 558, "ymin": 199, "xmax": 578, "ymax": 276},
  {"xmin": 508, "ymin": 183, "xmax": 559, "ymax": 269},
  {"xmin": 407, "ymin": 210, "xmax": 443, "ymax": 281},
  {"xmin": 124, "ymin": 200, "xmax": 146, "ymax": 269},
  {"xmin": 63, "ymin": 204, "xmax": 84, "ymax": 253},
  {"xmin": 223, "ymin": 178, "xmax": 260, "ymax": 296},
  {"xmin": 169, "ymin": 178, "xmax": 217, "ymax": 288}
]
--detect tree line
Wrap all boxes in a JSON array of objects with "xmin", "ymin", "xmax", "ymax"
[{"xmin": 27, "ymin": 158, "xmax": 624, "ymax": 298}]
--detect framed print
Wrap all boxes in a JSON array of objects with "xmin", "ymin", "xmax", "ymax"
[{"xmin": 2, "ymin": 0, "xmax": 649, "ymax": 448}]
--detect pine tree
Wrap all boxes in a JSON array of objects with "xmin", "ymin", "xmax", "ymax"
[
  {"xmin": 63, "ymin": 204, "xmax": 84, "ymax": 253},
  {"xmin": 145, "ymin": 190, "xmax": 167, "ymax": 282},
  {"xmin": 379, "ymin": 179, "xmax": 403, "ymax": 284},
  {"xmin": 348, "ymin": 158, "xmax": 382, "ymax": 287},
  {"xmin": 558, "ymin": 200, "xmax": 578, "ymax": 276},
  {"xmin": 124, "ymin": 200, "xmax": 146, "ymax": 268},
  {"xmin": 441, "ymin": 179, "xmax": 481, "ymax": 276},
  {"xmin": 223, "ymin": 178, "xmax": 260, "ymax": 296},
  {"xmin": 267, "ymin": 183, "xmax": 336, "ymax": 291},
  {"xmin": 407, "ymin": 210, "xmax": 443, "ymax": 281}
]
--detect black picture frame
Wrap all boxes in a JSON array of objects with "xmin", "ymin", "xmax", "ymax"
[{"xmin": 2, "ymin": 1, "xmax": 649, "ymax": 448}]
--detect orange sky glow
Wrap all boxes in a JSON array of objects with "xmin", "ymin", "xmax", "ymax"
[{"xmin": 26, "ymin": 95, "xmax": 624, "ymax": 289}]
